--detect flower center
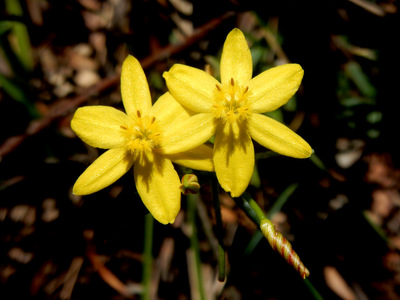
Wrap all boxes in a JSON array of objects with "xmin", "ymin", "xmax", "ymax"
[
  {"xmin": 213, "ymin": 78, "xmax": 250, "ymax": 123},
  {"xmin": 121, "ymin": 110, "xmax": 162, "ymax": 154}
]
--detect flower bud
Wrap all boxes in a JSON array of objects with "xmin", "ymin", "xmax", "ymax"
[
  {"xmin": 260, "ymin": 218, "xmax": 310, "ymax": 279},
  {"xmin": 180, "ymin": 174, "xmax": 200, "ymax": 195}
]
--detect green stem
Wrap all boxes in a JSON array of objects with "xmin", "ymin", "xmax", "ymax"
[
  {"xmin": 304, "ymin": 279, "xmax": 325, "ymax": 300},
  {"xmin": 233, "ymin": 194, "xmax": 259, "ymax": 224},
  {"xmin": 240, "ymin": 192, "xmax": 267, "ymax": 224},
  {"xmin": 142, "ymin": 214, "xmax": 154, "ymax": 300},
  {"xmin": 243, "ymin": 184, "xmax": 299, "ymax": 256},
  {"xmin": 211, "ymin": 178, "xmax": 226, "ymax": 281},
  {"xmin": 187, "ymin": 193, "xmax": 206, "ymax": 300},
  {"xmin": 268, "ymin": 183, "xmax": 299, "ymax": 218}
]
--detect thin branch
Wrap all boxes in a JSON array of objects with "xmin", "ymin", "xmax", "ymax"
[
  {"xmin": 347, "ymin": 0, "xmax": 385, "ymax": 16},
  {"xmin": 0, "ymin": 11, "xmax": 235, "ymax": 160}
]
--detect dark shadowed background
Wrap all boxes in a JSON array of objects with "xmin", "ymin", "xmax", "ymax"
[{"xmin": 1, "ymin": 0, "xmax": 400, "ymax": 299}]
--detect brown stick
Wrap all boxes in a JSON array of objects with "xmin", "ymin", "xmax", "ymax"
[{"xmin": 0, "ymin": 11, "xmax": 235, "ymax": 160}]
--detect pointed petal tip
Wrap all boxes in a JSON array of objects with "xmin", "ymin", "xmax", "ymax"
[
  {"xmin": 228, "ymin": 27, "xmax": 244, "ymax": 36},
  {"xmin": 289, "ymin": 63, "xmax": 304, "ymax": 80},
  {"xmin": 299, "ymin": 144, "xmax": 313, "ymax": 158},
  {"xmin": 151, "ymin": 212, "xmax": 177, "ymax": 225},
  {"xmin": 154, "ymin": 216, "xmax": 174, "ymax": 225},
  {"xmin": 72, "ymin": 183, "xmax": 87, "ymax": 196},
  {"xmin": 123, "ymin": 54, "xmax": 137, "ymax": 64},
  {"xmin": 162, "ymin": 64, "xmax": 181, "ymax": 79},
  {"xmin": 72, "ymin": 187, "xmax": 79, "ymax": 196},
  {"xmin": 72, "ymin": 176, "xmax": 100, "ymax": 196},
  {"xmin": 290, "ymin": 144, "xmax": 312, "ymax": 159},
  {"xmin": 229, "ymin": 190, "xmax": 243, "ymax": 198},
  {"xmin": 122, "ymin": 55, "xmax": 140, "ymax": 74}
]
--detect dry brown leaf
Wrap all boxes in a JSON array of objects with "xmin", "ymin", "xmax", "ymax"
[
  {"xmin": 371, "ymin": 189, "xmax": 394, "ymax": 218},
  {"xmin": 74, "ymin": 70, "xmax": 101, "ymax": 88},
  {"xmin": 59, "ymin": 257, "xmax": 84, "ymax": 300},
  {"xmin": 158, "ymin": 237, "xmax": 175, "ymax": 282},
  {"xmin": 364, "ymin": 153, "xmax": 400, "ymax": 188},
  {"xmin": 8, "ymin": 247, "xmax": 34, "ymax": 264},
  {"xmin": 324, "ymin": 266, "xmax": 357, "ymax": 300},
  {"xmin": 87, "ymin": 249, "xmax": 131, "ymax": 297},
  {"xmin": 78, "ymin": 0, "xmax": 102, "ymax": 10},
  {"xmin": 383, "ymin": 251, "xmax": 400, "ymax": 273}
]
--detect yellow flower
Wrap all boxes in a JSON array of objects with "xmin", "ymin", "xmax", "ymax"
[
  {"xmin": 163, "ymin": 28, "xmax": 312, "ymax": 197},
  {"xmin": 71, "ymin": 55, "xmax": 214, "ymax": 224}
]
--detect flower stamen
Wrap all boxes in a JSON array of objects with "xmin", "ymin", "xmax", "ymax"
[
  {"xmin": 213, "ymin": 78, "xmax": 250, "ymax": 123},
  {"xmin": 125, "ymin": 114, "xmax": 162, "ymax": 154}
]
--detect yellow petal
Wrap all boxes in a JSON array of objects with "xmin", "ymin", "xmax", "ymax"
[
  {"xmin": 71, "ymin": 106, "xmax": 130, "ymax": 149},
  {"xmin": 163, "ymin": 64, "xmax": 219, "ymax": 113},
  {"xmin": 134, "ymin": 153, "xmax": 181, "ymax": 224},
  {"xmin": 248, "ymin": 113, "xmax": 312, "ymax": 158},
  {"xmin": 161, "ymin": 113, "xmax": 216, "ymax": 155},
  {"xmin": 166, "ymin": 144, "xmax": 214, "ymax": 172},
  {"xmin": 151, "ymin": 92, "xmax": 192, "ymax": 132},
  {"xmin": 248, "ymin": 64, "xmax": 304, "ymax": 113},
  {"xmin": 220, "ymin": 28, "xmax": 253, "ymax": 86},
  {"xmin": 213, "ymin": 122, "xmax": 254, "ymax": 198},
  {"xmin": 121, "ymin": 55, "xmax": 152, "ymax": 117},
  {"xmin": 73, "ymin": 148, "xmax": 133, "ymax": 195}
]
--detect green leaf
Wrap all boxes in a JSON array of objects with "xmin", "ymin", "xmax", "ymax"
[
  {"xmin": 339, "ymin": 96, "xmax": 375, "ymax": 107},
  {"xmin": 5, "ymin": 0, "xmax": 34, "ymax": 72},
  {"xmin": 366, "ymin": 111, "xmax": 382, "ymax": 124},
  {"xmin": 268, "ymin": 183, "xmax": 299, "ymax": 217},
  {"xmin": 0, "ymin": 73, "xmax": 39, "ymax": 118},
  {"xmin": 344, "ymin": 61, "xmax": 376, "ymax": 98}
]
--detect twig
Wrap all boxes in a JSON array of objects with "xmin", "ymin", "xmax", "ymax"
[
  {"xmin": 261, "ymin": 27, "xmax": 290, "ymax": 64},
  {"xmin": 59, "ymin": 257, "xmax": 84, "ymax": 300},
  {"xmin": 0, "ymin": 75, "xmax": 118, "ymax": 160},
  {"xmin": 347, "ymin": 0, "xmax": 385, "ymax": 16},
  {"xmin": 0, "ymin": 11, "xmax": 235, "ymax": 160},
  {"xmin": 86, "ymin": 247, "xmax": 133, "ymax": 297}
]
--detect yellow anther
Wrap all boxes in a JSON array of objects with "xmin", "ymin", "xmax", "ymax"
[{"xmin": 213, "ymin": 78, "xmax": 250, "ymax": 123}]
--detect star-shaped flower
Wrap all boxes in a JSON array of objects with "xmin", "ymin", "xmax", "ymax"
[
  {"xmin": 71, "ymin": 55, "xmax": 214, "ymax": 224},
  {"xmin": 163, "ymin": 28, "xmax": 312, "ymax": 197}
]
